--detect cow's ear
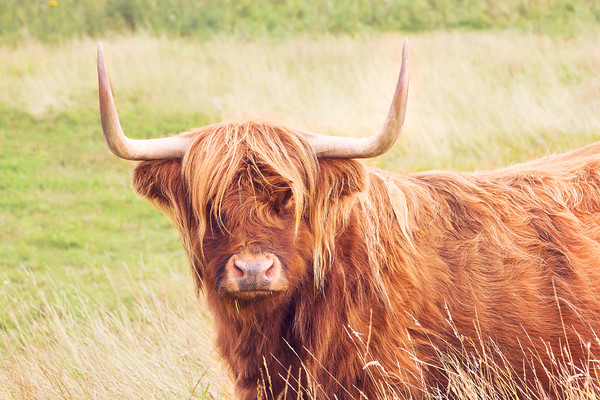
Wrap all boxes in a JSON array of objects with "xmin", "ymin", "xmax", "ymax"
[
  {"xmin": 132, "ymin": 159, "xmax": 184, "ymax": 209},
  {"xmin": 316, "ymin": 158, "xmax": 367, "ymax": 200}
]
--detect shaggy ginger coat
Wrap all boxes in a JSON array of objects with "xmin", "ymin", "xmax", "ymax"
[{"xmin": 133, "ymin": 121, "xmax": 600, "ymax": 399}]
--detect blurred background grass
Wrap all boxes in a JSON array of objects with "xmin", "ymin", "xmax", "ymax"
[
  {"xmin": 2, "ymin": 1, "xmax": 600, "ymax": 399},
  {"xmin": 2, "ymin": 0, "xmax": 600, "ymax": 44}
]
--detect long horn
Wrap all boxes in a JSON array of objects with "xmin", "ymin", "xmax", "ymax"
[
  {"xmin": 97, "ymin": 43, "xmax": 191, "ymax": 160},
  {"xmin": 305, "ymin": 38, "xmax": 410, "ymax": 159}
]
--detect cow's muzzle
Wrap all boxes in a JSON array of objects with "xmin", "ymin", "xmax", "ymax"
[{"xmin": 222, "ymin": 252, "xmax": 287, "ymax": 298}]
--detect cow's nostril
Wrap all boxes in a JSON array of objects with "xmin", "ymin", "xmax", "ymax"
[
  {"xmin": 265, "ymin": 263, "xmax": 275, "ymax": 277},
  {"xmin": 233, "ymin": 264, "xmax": 244, "ymax": 278},
  {"xmin": 233, "ymin": 259, "xmax": 246, "ymax": 278}
]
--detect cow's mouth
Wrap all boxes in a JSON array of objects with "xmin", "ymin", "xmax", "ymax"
[{"xmin": 229, "ymin": 289, "xmax": 282, "ymax": 301}]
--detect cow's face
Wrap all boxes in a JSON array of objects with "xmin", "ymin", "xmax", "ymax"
[
  {"xmin": 132, "ymin": 123, "xmax": 368, "ymax": 316},
  {"xmin": 199, "ymin": 162, "xmax": 315, "ymax": 312},
  {"xmin": 132, "ymin": 123, "xmax": 319, "ymax": 314}
]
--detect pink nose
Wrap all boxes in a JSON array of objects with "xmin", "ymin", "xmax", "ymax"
[
  {"xmin": 226, "ymin": 253, "xmax": 282, "ymax": 292},
  {"xmin": 233, "ymin": 255, "xmax": 275, "ymax": 279}
]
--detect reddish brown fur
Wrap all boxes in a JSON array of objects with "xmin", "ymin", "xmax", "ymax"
[{"xmin": 132, "ymin": 121, "xmax": 600, "ymax": 399}]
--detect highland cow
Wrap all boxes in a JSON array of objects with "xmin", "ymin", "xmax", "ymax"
[{"xmin": 97, "ymin": 40, "xmax": 600, "ymax": 399}]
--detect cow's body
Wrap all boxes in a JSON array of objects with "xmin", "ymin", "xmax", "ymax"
[
  {"xmin": 97, "ymin": 41, "xmax": 600, "ymax": 399},
  {"xmin": 132, "ymin": 123, "xmax": 600, "ymax": 399}
]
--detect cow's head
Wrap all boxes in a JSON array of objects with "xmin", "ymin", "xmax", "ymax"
[{"xmin": 97, "ymin": 41, "xmax": 409, "ymax": 315}]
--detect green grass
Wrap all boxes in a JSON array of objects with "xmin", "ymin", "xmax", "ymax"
[
  {"xmin": 0, "ymin": 104, "xmax": 211, "ymax": 321},
  {"xmin": 3, "ymin": 0, "xmax": 600, "ymax": 44}
]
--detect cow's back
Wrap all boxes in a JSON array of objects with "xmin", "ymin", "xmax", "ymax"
[{"xmin": 372, "ymin": 146, "xmax": 600, "ymax": 395}]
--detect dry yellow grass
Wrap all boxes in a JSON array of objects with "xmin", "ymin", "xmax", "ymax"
[
  {"xmin": 0, "ymin": 268, "xmax": 233, "ymax": 399},
  {"xmin": 2, "ymin": 31, "xmax": 600, "ymax": 399}
]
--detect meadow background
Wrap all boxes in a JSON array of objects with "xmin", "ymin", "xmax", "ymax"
[{"xmin": 2, "ymin": 1, "xmax": 600, "ymax": 398}]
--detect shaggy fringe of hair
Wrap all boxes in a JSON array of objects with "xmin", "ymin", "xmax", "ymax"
[{"xmin": 181, "ymin": 121, "xmax": 347, "ymax": 287}]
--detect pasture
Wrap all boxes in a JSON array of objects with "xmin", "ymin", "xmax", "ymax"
[{"xmin": 2, "ymin": 31, "xmax": 600, "ymax": 398}]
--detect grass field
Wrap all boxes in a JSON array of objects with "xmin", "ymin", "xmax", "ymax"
[
  {"xmin": 2, "ymin": 31, "xmax": 600, "ymax": 398},
  {"xmin": 3, "ymin": 0, "xmax": 600, "ymax": 43}
]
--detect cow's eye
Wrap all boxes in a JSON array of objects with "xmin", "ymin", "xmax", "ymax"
[
  {"xmin": 272, "ymin": 189, "xmax": 294, "ymax": 215},
  {"xmin": 269, "ymin": 188, "xmax": 294, "ymax": 215},
  {"xmin": 281, "ymin": 189, "xmax": 293, "ymax": 209}
]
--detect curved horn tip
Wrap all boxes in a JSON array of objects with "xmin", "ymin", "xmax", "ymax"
[
  {"xmin": 96, "ymin": 44, "xmax": 191, "ymax": 161},
  {"xmin": 97, "ymin": 43, "xmax": 107, "ymax": 78},
  {"xmin": 97, "ymin": 42, "xmax": 104, "ymax": 61},
  {"xmin": 303, "ymin": 37, "xmax": 410, "ymax": 159}
]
